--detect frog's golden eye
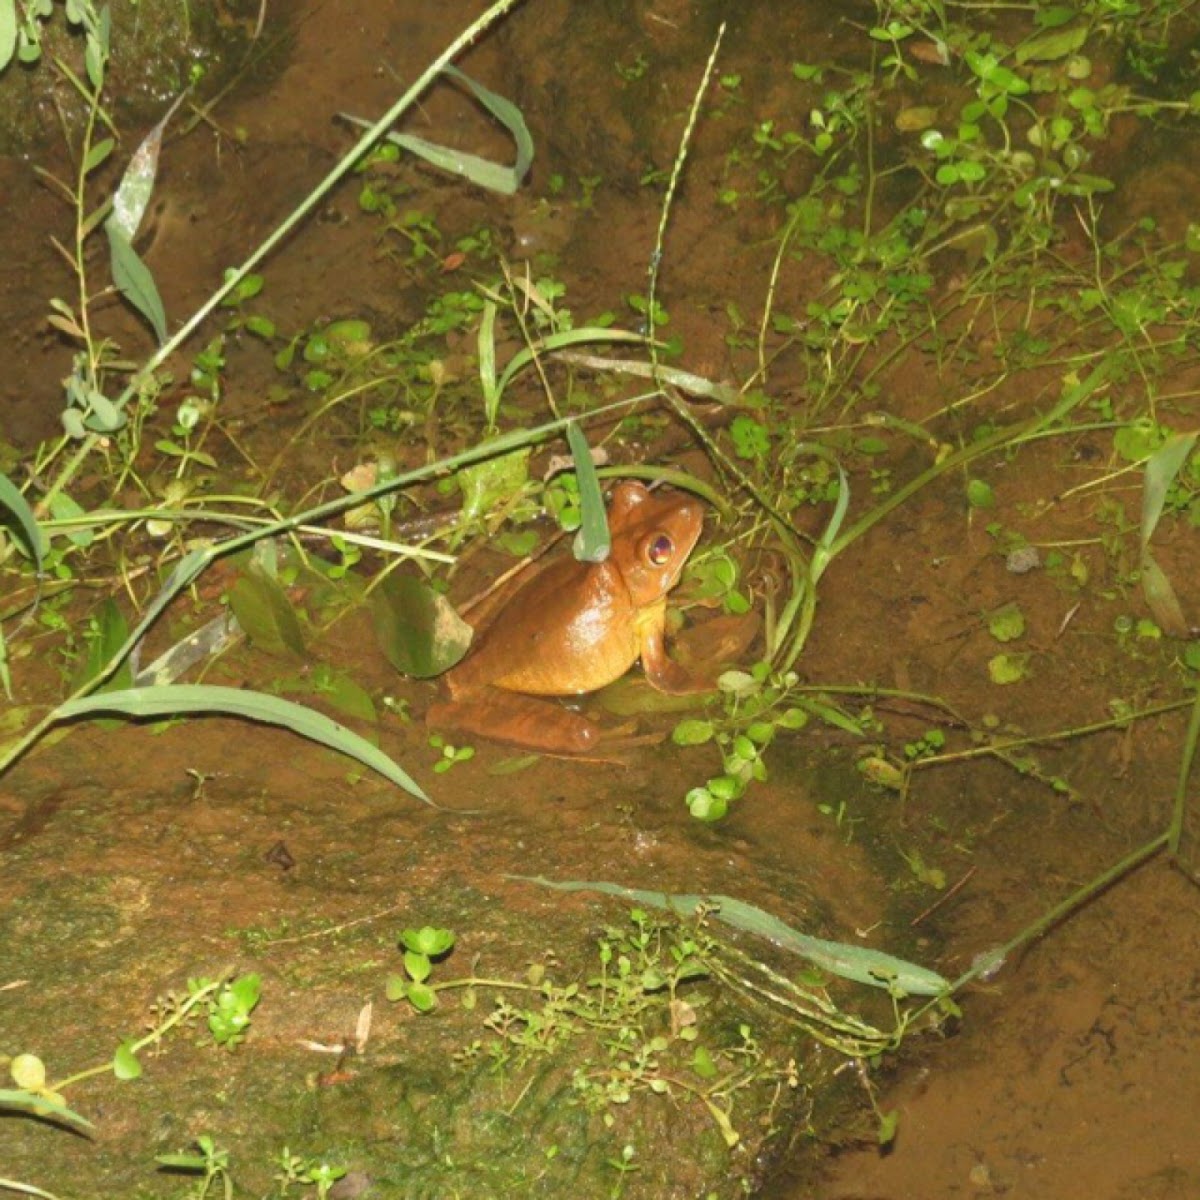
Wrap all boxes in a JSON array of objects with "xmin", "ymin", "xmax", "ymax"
[{"xmin": 647, "ymin": 534, "xmax": 674, "ymax": 565}]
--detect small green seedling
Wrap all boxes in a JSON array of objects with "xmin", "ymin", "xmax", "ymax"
[
  {"xmin": 987, "ymin": 652, "xmax": 1029, "ymax": 684},
  {"xmin": 274, "ymin": 1148, "xmax": 349, "ymax": 1199},
  {"xmin": 903, "ymin": 728, "xmax": 946, "ymax": 761},
  {"xmin": 204, "ymin": 974, "xmax": 262, "ymax": 1049},
  {"xmin": 428, "ymin": 733, "xmax": 475, "ymax": 773},
  {"xmin": 986, "ymin": 602, "xmax": 1026, "ymax": 643},
  {"xmin": 155, "ymin": 1135, "xmax": 233, "ymax": 1200},
  {"xmin": 387, "ymin": 926, "xmax": 456, "ymax": 1012}
]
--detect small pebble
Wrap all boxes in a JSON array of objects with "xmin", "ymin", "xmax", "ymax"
[{"xmin": 1005, "ymin": 546, "xmax": 1041, "ymax": 574}]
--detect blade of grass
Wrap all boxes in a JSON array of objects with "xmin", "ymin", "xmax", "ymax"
[
  {"xmin": 0, "ymin": 469, "xmax": 44, "ymax": 574},
  {"xmin": 342, "ymin": 65, "xmax": 533, "ymax": 196},
  {"xmin": 53, "ymin": 684, "xmax": 433, "ymax": 805},
  {"xmin": 568, "ymin": 421, "xmax": 610, "ymax": 562},
  {"xmin": 511, "ymin": 876, "xmax": 949, "ymax": 996}
]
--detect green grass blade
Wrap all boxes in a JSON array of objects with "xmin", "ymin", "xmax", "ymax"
[
  {"xmin": 443, "ymin": 65, "xmax": 533, "ymax": 183},
  {"xmin": 387, "ymin": 131, "xmax": 517, "ymax": 194},
  {"xmin": 567, "ymin": 421, "xmax": 610, "ymax": 562},
  {"xmin": 0, "ymin": 469, "xmax": 43, "ymax": 574},
  {"xmin": 52, "ymin": 684, "xmax": 433, "ymax": 805},
  {"xmin": 0, "ymin": 1088, "xmax": 94, "ymax": 1132},
  {"xmin": 344, "ymin": 60, "xmax": 535, "ymax": 196},
  {"xmin": 1140, "ymin": 431, "xmax": 1197, "ymax": 550},
  {"xmin": 495, "ymin": 327, "xmax": 647, "ymax": 398},
  {"xmin": 478, "ymin": 298, "xmax": 499, "ymax": 429},
  {"xmin": 511, "ymin": 876, "xmax": 949, "ymax": 996}
]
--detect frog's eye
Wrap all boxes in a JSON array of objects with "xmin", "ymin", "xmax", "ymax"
[{"xmin": 647, "ymin": 534, "xmax": 674, "ymax": 565}]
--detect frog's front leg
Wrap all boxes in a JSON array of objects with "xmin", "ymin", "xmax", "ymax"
[
  {"xmin": 427, "ymin": 690, "xmax": 603, "ymax": 755},
  {"xmin": 638, "ymin": 614, "xmax": 711, "ymax": 695}
]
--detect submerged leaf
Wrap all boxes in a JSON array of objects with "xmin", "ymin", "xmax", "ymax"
[
  {"xmin": 1140, "ymin": 553, "xmax": 1189, "ymax": 638},
  {"xmin": 1015, "ymin": 24, "xmax": 1087, "ymax": 64},
  {"xmin": 105, "ymin": 220, "xmax": 167, "ymax": 343},
  {"xmin": 109, "ymin": 89, "xmax": 189, "ymax": 241},
  {"xmin": 343, "ymin": 65, "xmax": 533, "ymax": 196},
  {"xmin": 1140, "ymin": 432, "xmax": 1197, "ymax": 550},
  {"xmin": 227, "ymin": 565, "xmax": 307, "ymax": 658},
  {"xmin": 0, "ymin": 469, "xmax": 43, "ymax": 574},
  {"xmin": 986, "ymin": 602, "xmax": 1026, "ymax": 643},
  {"xmin": 371, "ymin": 573, "xmax": 473, "ymax": 679}
]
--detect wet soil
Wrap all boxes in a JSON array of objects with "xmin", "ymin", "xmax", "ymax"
[{"xmin": 4, "ymin": 1, "xmax": 1200, "ymax": 1199}]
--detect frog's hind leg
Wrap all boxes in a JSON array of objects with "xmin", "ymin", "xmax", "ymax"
[{"xmin": 426, "ymin": 692, "xmax": 602, "ymax": 755}]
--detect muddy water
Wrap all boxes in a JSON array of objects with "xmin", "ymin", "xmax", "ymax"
[{"xmin": 4, "ymin": 1, "xmax": 1200, "ymax": 1198}]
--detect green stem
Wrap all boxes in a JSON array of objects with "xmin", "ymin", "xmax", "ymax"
[
  {"xmin": 830, "ymin": 358, "xmax": 1114, "ymax": 558},
  {"xmin": 1169, "ymin": 685, "xmax": 1200, "ymax": 857},
  {"xmin": 933, "ymin": 831, "xmax": 1170, "ymax": 1007},
  {"xmin": 916, "ymin": 698, "xmax": 1193, "ymax": 770},
  {"xmin": 51, "ymin": 978, "xmax": 224, "ymax": 1092}
]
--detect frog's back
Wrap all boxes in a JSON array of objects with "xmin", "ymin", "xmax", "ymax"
[{"xmin": 448, "ymin": 558, "xmax": 641, "ymax": 697}]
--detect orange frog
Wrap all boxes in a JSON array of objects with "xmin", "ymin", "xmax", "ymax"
[{"xmin": 427, "ymin": 480, "xmax": 706, "ymax": 754}]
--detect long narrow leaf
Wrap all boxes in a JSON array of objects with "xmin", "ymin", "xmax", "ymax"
[
  {"xmin": 567, "ymin": 421, "xmax": 610, "ymax": 562},
  {"xmin": 341, "ymin": 66, "xmax": 533, "ymax": 196},
  {"xmin": 108, "ymin": 90, "xmax": 188, "ymax": 241},
  {"xmin": 511, "ymin": 876, "xmax": 949, "ymax": 996},
  {"xmin": 495, "ymin": 328, "xmax": 648, "ymax": 399},
  {"xmin": 0, "ymin": 1177, "xmax": 66, "ymax": 1200},
  {"xmin": 52, "ymin": 684, "xmax": 433, "ymax": 805},
  {"xmin": 1139, "ymin": 432, "xmax": 1197, "ymax": 637},
  {"xmin": 105, "ymin": 221, "xmax": 167, "ymax": 344},
  {"xmin": 1140, "ymin": 431, "xmax": 1197, "ymax": 551},
  {"xmin": 478, "ymin": 299, "xmax": 499, "ymax": 428},
  {"xmin": 0, "ymin": 1088, "xmax": 93, "ymax": 1132},
  {"xmin": 443, "ymin": 64, "xmax": 534, "ymax": 183},
  {"xmin": 0, "ymin": 470, "xmax": 43, "ymax": 573},
  {"xmin": 391, "ymin": 132, "xmax": 516, "ymax": 194}
]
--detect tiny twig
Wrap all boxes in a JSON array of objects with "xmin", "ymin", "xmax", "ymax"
[{"xmin": 909, "ymin": 866, "xmax": 976, "ymax": 928}]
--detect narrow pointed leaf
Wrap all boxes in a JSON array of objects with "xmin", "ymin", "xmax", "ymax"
[
  {"xmin": 227, "ymin": 565, "xmax": 307, "ymax": 658},
  {"xmin": 1141, "ymin": 552, "xmax": 1189, "ymax": 637},
  {"xmin": 511, "ymin": 876, "xmax": 950, "ymax": 996},
  {"xmin": 341, "ymin": 66, "xmax": 531, "ymax": 196},
  {"xmin": 567, "ymin": 421, "xmax": 610, "ymax": 562},
  {"xmin": 83, "ymin": 135, "xmax": 114, "ymax": 174},
  {"xmin": 0, "ymin": 1088, "xmax": 94, "ymax": 1131},
  {"xmin": 51, "ymin": 684, "xmax": 433, "ymax": 804},
  {"xmin": 108, "ymin": 89, "xmax": 187, "ymax": 240},
  {"xmin": 0, "ymin": 469, "xmax": 43, "ymax": 574},
  {"xmin": 495, "ymin": 327, "xmax": 647, "ymax": 398},
  {"xmin": 105, "ymin": 220, "xmax": 167, "ymax": 343},
  {"xmin": 1140, "ymin": 431, "xmax": 1197, "ymax": 551}
]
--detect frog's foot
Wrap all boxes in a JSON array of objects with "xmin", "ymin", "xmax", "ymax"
[
  {"xmin": 644, "ymin": 612, "xmax": 762, "ymax": 695},
  {"xmin": 427, "ymin": 692, "xmax": 603, "ymax": 755}
]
